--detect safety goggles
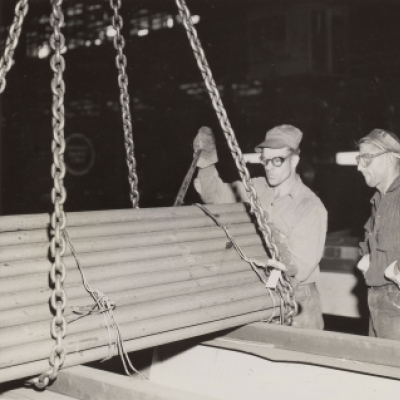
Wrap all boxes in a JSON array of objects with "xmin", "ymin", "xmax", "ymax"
[
  {"xmin": 355, "ymin": 150, "xmax": 390, "ymax": 168},
  {"xmin": 259, "ymin": 152, "xmax": 293, "ymax": 168}
]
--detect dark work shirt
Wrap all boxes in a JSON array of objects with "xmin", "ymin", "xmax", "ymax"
[{"xmin": 360, "ymin": 174, "xmax": 400, "ymax": 286}]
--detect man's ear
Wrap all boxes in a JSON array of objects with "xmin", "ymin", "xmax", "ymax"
[
  {"xmin": 291, "ymin": 154, "xmax": 300, "ymax": 170},
  {"xmin": 386, "ymin": 153, "xmax": 397, "ymax": 167}
]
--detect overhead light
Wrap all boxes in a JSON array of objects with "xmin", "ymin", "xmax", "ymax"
[
  {"xmin": 94, "ymin": 39, "xmax": 102, "ymax": 45},
  {"xmin": 167, "ymin": 17, "xmax": 174, "ymax": 28},
  {"xmin": 138, "ymin": 29, "xmax": 149, "ymax": 37},
  {"xmin": 38, "ymin": 44, "xmax": 51, "ymax": 59},
  {"xmin": 106, "ymin": 25, "xmax": 117, "ymax": 38},
  {"xmin": 192, "ymin": 15, "xmax": 200, "ymax": 24},
  {"xmin": 336, "ymin": 151, "xmax": 358, "ymax": 166}
]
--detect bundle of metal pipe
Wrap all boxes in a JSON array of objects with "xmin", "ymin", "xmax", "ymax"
[{"xmin": 0, "ymin": 204, "xmax": 279, "ymax": 383}]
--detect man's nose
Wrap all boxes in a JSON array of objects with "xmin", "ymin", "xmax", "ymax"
[{"xmin": 265, "ymin": 162, "xmax": 274, "ymax": 171}]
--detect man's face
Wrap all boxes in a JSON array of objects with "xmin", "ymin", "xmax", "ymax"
[
  {"xmin": 261, "ymin": 147, "xmax": 296, "ymax": 187},
  {"xmin": 357, "ymin": 142, "xmax": 388, "ymax": 188}
]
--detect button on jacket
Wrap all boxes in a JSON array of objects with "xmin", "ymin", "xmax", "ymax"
[
  {"xmin": 360, "ymin": 174, "xmax": 400, "ymax": 287},
  {"xmin": 194, "ymin": 166, "xmax": 327, "ymax": 285}
]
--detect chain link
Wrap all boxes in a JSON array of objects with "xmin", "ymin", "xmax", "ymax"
[
  {"xmin": 28, "ymin": 0, "xmax": 68, "ymax": 388},
  {"xmin": 175, "ymin": 0, "xmax": 297, "ymax": 323},
  {"xmin": 0, "ymin": 0, "xmax": 29, "ymax": 93},
  {"xmin": 109, "ymin": 0, "xmax": 139, "ymax": 208}
]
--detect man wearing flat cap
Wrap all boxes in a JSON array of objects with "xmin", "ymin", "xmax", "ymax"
[
  {"xmin": 357, "ymin": 128, "xmax": 400, "ymax": 339},
  {"xmin": 193, "ymin": 125, "xmax": 327, "ymax": 330}
]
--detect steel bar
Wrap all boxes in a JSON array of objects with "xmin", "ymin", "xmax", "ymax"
[
  {"xmin": 0, "ymin": 234, "xmax": 265, "ymax": 278},
  {"xmin": 0, "ymin": 271, "xmax": 260, "ymax": 327},
  {"xmin": 0, "ymin": 309, "xmax": 272, "ymax": 383},
  {"xmin": 0, "ymin": 295, "xmax": 278, "ymax": 369},
  {"xmin": 0, "ymin": 273, "xmax": 259, "ymax": 347},
  {"xmin": 0, "ymin": 282, "xmax": 271, "ymax": 348},
  {"xmin": 0, "ymin": 203, "xmax": 249, "ymax": 233},
  {"xmin": 0, "ymin": 224, "xmax": 259, "ymax": 263},
  {"xmin": 0, "ymin": 211, "xmax": 251, "ymax": 247},
  {"xmin": 0, "ymin": 245, "xmax": 265, "ymax": 293}
]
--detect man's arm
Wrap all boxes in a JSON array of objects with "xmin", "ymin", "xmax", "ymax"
[
  {"xmin": 194, "ymin": 165, "xmax": 250, "ymax": 204},
  {"xmin": 193, "ymin": 127, "xmax": 250, "ymax": 204}
]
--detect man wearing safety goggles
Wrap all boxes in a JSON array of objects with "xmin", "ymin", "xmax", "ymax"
[
  {"xmin": 357, "ymin": 128, "xmax": 400, "ymax": 339},
  {"xmin": 193, "ymin": 125, "xmax": 327, "ymax": 330}
]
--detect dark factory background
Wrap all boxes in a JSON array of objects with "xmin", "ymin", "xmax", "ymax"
[{"xmin": 1, "ymin": 0, "xmax": 399, "ymax": 236}]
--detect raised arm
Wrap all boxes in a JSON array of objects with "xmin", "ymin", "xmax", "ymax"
[{"xmin": 193, "ymin": 127, "xmax": 249, "ymax": 204}]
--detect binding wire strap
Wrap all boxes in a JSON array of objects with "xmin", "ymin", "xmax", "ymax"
[
  {"xmin": 63, "ymin": 230, "xmax": 147, "ymax": 379},
  {"xmin": 195, "ymin": 204, "xmax": 278, "ymax": 323}
]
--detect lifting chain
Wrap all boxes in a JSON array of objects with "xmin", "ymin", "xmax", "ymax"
[
  {"xmin": 109, "ymin": 0, "xmax": 139, "ymax": 208},
  {"xmin": 28, "ymin": 0, "xmax": 68, "ymax": 388},
  {"xmin": 0, "ymin": 0, "xmax": 29, "ymax": 93},
  {"xmin": 175, "ymin": 0, "xmax": 298, "ymax": 324}
]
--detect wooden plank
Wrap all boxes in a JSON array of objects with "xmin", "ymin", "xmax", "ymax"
[
  {"xmin": 49, "ymin": 365, "xmax": 216, "ymax": 400},
  {"xmin": 202, "ymin": 337, "xmax": 400, "ymax": 380},
  {"xmin": 225, "ymin": 322, "xmax": 400, "ymax": 370}
]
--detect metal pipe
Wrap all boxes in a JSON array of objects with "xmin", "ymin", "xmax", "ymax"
[
  {"xmin": 0, "ymin": 271, "xmax": 260, "ymax": 327},
  {"xmin": 0, "ymin": 224, "xmax": 260, "ymax": 263},
  {"xmin": 0, "ymin": 203, "xmax": 249, "ymax": 232},
  {"xmin": 0, "ymin": 211, "xmax": 251, "ymax": 247},
  {"xmin": 0, "ymin": 245, "xmax": 265, "ymax": 293},
  {"xmin": 0, "ymin": 295, "xmax": 278, "ymax": 369},
  {"xmin": 0, "ymin": 234, "xmax": 265, "ymax": 278},
  {"xmin": 0, "ymin": 309, "xmax": 273, "ymax": 383},
  {"xmin": 0, "ymin": 281, "xmax": 272, "ymax": 348}
]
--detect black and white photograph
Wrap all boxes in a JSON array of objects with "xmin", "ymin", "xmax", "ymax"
[{"xmin": 1, "ymin": 0, "xmax": 400, "ymax": 398}]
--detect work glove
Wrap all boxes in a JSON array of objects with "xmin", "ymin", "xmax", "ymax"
[
  {"xmin": 357, "ymin": 254, "xmax": 370, "ymax": 276},
  {"xmin": 193, "ymin": 126, "xmax": 218, "ymax": 169},
  {"xmin": 384, "ymin": 260, "xmax": 400, "ymax": 287}
]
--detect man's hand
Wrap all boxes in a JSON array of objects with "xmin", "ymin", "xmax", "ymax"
[
  {"xmin": 357, "ymin": 254, "xmax": 370, "ymax": 275},
  {"xmin": 193, "ymin": 126, "xmax": 218, "ymax": 168},
  {"xmin": 384, "ymin": 260, "xmax": 400, "ymax": 287}
]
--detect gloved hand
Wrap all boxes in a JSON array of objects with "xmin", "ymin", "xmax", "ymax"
[
  {"xmin": 357, "ymin": 254, "xmax": 370, "ymax": 275},
  {"xmin": 266, "ymin": 258, "xmax": 287, "ymax": 271},
  {"xmin": 384, "ymin": 260, "xmax": 400, "ymax": 287},
  {"xmin": 193, "ymin": 126, "xmax": 218, "ymax": 168}
]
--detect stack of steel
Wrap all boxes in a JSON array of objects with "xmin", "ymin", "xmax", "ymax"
[{"xmin": 0, "ymin": 203, "xmax": 280, "ymax": 383}]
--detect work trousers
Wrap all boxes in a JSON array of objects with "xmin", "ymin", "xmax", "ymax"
[
  {"xmin": 368, "ymin": 283, "xmax": 400, "ymax": 340},
  {"xmin": 291, "ymin": 282, "xmax": 324, "ymax": 330}
]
